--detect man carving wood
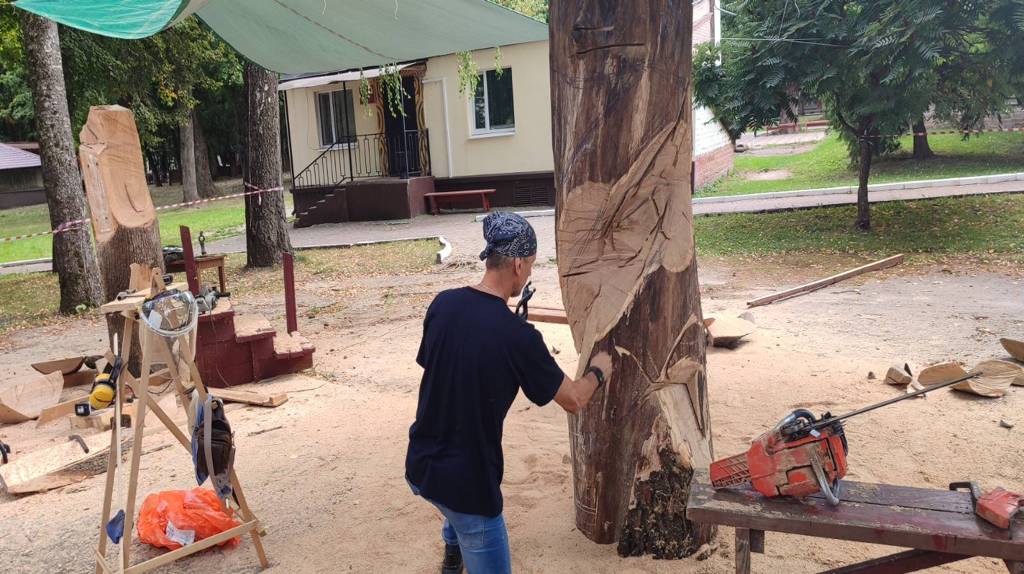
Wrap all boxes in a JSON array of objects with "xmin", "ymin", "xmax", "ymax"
[{"xmin": 406, "ymin": 212, "xmax": 614, "ymax": 573}]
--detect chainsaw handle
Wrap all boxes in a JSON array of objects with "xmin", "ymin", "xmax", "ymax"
[{"xmin": 949, "ymin": 481, "xmax": 982, "ymax": 506}]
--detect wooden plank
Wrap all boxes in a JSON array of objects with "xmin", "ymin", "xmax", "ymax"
[
  {"xmin": 122, "ymin": 519, "xmax": 257, "ymax": 574},
  {"xmin": 36, "ymin": 395, "xmax": 87, "ymax": 426},
  {"xmin": 0, "ymin": 371, "xmax": 65, "ymax": 424},
  {"xmin": 807, "ymin": 481, "xmax": 975, "ymax": 514},
  {"xmin": 820, "ymin": 549, "xmax": 969, "ymax": 574},
  {"xmin": 99, "ymin": 282, "xmax": 187, "ymax": 314},
  {"xmin": 233, "ymin": 314, "xmax": 275, "ymax": 342},
  {"xmin": 210, "ymin": 388, "xmax": 288, "ymax": 408},
  {"xmin": 507, "ymin": 304, "xmax": 570, "ymax": 325},
  {"xmin": 747, "ymin": 254, "xmax": 904, "ymax": 307},
  {"xmin": 0, "ymin": 432, "xmax": 112, "ymax": 493},
  {"xmin": 423, "ymin": 189, "xmax": 495, "ymax": 197},
  {"xmin": 272, "ymin": 332, "xmax": 313, "ymax": 359},
  {"xmin": 686, "ymin": 476, "xmax": 1024, "ymax": 561}
]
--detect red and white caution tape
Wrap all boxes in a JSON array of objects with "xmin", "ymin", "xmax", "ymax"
[
  {"xmin": 859, "ymin": 126, "xmax": 1024, "ymax": 139},
  {"xmin": 0, "ymin": 182, "xmax": 284, "ymax": 244}
]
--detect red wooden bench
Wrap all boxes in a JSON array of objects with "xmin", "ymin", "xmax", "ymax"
[
  {"xmin": 424, "ymin": 189, "xmax": 495, "ymax": 215},
  {"xmin": 687, "ymin": 471, "xmax": 1024, "ymax": 574}
]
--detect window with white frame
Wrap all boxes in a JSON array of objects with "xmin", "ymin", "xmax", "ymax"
[
  {"xmin": 316, "ymin": 88, "xmax": 357, "ymax": 147},
  {"xmin": 472, "ymin": 68, "xmax": 515, "ymax": 135}
]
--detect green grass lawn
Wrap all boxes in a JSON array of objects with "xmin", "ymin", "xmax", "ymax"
[
  {"xmin": 0, "ymin": 240, "xmax": 438, "ymax": 335},
  {"xmin": 0, "ymin": 179, "xmax": 293, "ymax": 264},
  {"xmin": 695, "ymin": 193, "xmax": 1024, "ymax": 258},
  {"xmin": 700, "ymin": 132, "xmax": 1024, "ymax": 197}
]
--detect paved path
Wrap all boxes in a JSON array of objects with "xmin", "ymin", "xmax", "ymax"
[{"xmin": 3, "ymin": 177, "xmax": 1021, "ymax": 275}]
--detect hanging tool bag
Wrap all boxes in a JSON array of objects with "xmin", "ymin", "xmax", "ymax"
[{"xmin": 190, "ymin": 393, "xmax": 235, "ymax": 500}]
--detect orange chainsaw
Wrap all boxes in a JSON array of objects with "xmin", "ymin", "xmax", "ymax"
[{"xmin": 710, "ymin": 372, "xmax": 979, "ymax": 505}]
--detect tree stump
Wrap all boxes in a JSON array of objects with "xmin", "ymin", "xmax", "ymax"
[
  {"xmin": 550, "ymin": 0, "xmax": 715, "ymax": 558},
  {"xmin": 79, "ymin": 106, "xmax": 163, "ymax": 364}
]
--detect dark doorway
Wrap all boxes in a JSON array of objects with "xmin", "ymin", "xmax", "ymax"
[{"xmin": 383, "ymin": 76, "xmax": 423, "ymax": 178}]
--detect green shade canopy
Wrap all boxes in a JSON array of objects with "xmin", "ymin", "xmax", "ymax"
[{"xmin": 15, "ymin": 0, "xmax": 547, "ymax": 74}]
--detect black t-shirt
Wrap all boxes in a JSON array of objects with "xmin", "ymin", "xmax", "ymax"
[{"xmin": 405, "ymin": 286, "xmax": 565, "ymax": 517}]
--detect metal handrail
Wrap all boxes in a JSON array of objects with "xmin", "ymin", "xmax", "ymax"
[{"xmin": 291, "ymin": 130, "xmax": 430, "ymax": 190}]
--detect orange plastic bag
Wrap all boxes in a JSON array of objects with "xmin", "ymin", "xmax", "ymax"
[{"xmin": 137, "ymin": 488, "xmax": 241, "ymax": 550}]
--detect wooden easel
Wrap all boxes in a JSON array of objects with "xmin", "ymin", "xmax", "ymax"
[{"xmin": 94, "ymin": 271, "xmax": 268, "ymax": 573}]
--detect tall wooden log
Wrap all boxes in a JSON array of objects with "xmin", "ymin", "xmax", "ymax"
[
  {"xmin": 79, "ymin": 106, "xmax": 163, "ymax": 362},
  {"xmin": 550, "ymin": 0, "xmax": 715, "ymax": 558},
  {"xmin": 19, "ymin": 11, "xmax": 102, "ymax": 313}
]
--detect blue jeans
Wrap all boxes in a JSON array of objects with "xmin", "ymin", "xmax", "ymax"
[{"xmin": 408, "ymin": 480, "xmax": 511, "ymax": 574}]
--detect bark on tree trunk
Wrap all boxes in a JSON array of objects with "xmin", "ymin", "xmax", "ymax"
[
  {"xmin": 193, "ymin": 109, "xmax": 218, "ymax": 198},
  {"xmin": 243, "ymin": 62, "xmax": 291, "ymax": 267},
  {"xmin": 20, "ymin": 12, "xmax": 102, "ymax": 314},
  {"xmin": 550, "ymin": 0, "xmax": 714, "ymax": 558},
  {"xmin": 79, "ymin": 106, "xmax": 164, "ymax": 366},
  {"xmin": 856, "ymin": 136, "xmax": 873, "ymax": 230},
  {"xmin": 147, "ymin": 151, "xmax": 163, "ymax": 187},
  {"xmin": 912, "ymin": 118, "xmax": 933, "ymax": 160},
  {"xmin": 180, "ymin": 112, "xmax": 199, "ymax": 203}
]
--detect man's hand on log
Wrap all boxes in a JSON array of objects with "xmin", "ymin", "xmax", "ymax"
[{"xmin": 590, "ymin": 351, "xmax": 613, "ymax": 387}]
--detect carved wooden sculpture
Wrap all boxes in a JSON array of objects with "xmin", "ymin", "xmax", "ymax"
[
  {"xmin": 80, "ymin": 105, "xmax": 163, "ymax": 360},
  {"xmin": 550, "ymin": 0, "xmax": 714, "ymax": 557}
]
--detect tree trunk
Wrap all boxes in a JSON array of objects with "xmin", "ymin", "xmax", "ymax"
[
  {"xmin": 856, "ymin": 136, "xmax": 873, "ymax": 230},
  {"xmin": 193, "ymin": 109, "xmax": 218, "ymax": 198},
  {"xmin": 147, "ymin": 151, "xmax": 163, "ymax": 187},
  {"xmin": 912, "ymin": 118, "xmax": 933, "ymax": 160},
  {"xmin": 243, "ymin": 62, "xmax": 291, "ymax": 267},
  {"xmin": 180, "ymin": 112, "xmax": 199, "ymax": 203},
  {"xmin": 551, "ymin": 0, "xmax": 714, "ymax": 558},
  {"xmin": 20, "ymin": 12, "xmax": 102, "ymax": 314},
  {"xmin": 79, "ymin": 106, "xmax": 164, "ymax": 366}
]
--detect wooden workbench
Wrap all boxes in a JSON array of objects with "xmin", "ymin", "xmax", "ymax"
[{"xmin": 686, "ymin": 471, "xmax": 1024, "ymax": 573}]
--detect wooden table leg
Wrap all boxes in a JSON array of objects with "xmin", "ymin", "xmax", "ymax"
[
  {"xmin": 429, "ymin": 196, "xmax": 438, "ymax": 215},
  {"xmin": 819, "ymin": 549, "xmax": 969, "ymax": 574},
  {"xmin": 749, "ymin": 529, "xmax": 765, "ymax": 554},
  {"xmin": 217, "ymin": 264, "xmax": 226, "ymax": 293},
  {"xmin": 736, "ymin": 528, "xmax": 752, "ymax": 574},
  {"xmin": 482, "ymin": 194, "xmax": 491, "ymax": 211}
]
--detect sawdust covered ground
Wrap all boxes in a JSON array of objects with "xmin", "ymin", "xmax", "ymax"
[{"xmin": 0, "ymin": 253, "xmax": 1021, "ymax": 573}]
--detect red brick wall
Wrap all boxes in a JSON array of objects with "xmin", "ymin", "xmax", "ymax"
[{"xmin": 694, "ymin": 143, "xmax": 734, "ymax": 190}]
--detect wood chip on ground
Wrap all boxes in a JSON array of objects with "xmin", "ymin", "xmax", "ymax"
[{"xmin": 1000, "ymin": 337, "xmax": 1024, "ymax": 363}]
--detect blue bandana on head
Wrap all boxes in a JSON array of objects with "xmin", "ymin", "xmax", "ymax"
[{"xmin": 479, "ymin": 212, "xmax": 538, "ymax": 260}]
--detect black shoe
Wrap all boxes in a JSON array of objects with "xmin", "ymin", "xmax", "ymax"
[{"xmin": 441, "ymin": 543, "xmax": 463, "ymax": 574}]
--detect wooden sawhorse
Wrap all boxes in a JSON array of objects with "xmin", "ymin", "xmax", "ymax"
[{"xmin": 687, "ymin": 472, "xmax": 1024, "ymax": 574}]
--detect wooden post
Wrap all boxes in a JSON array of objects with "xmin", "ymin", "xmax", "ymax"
[
  {"xmin": 80, "ymin": 106, "xmax": 164, "ymax": 367},
  {"xmin": 735, "ymin": 528, "xmax": 751, "ymax": 574},
  {"xmin": 550, "ymin": 0, "xmax": 714, "ymax": 558},
  {"xmin": 283, "ymin": 252, "xmax": 298, "ymax": 334},
  {"xmin": 179, "ymin": 226, "xmax": 200, "ymax": 294}
]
